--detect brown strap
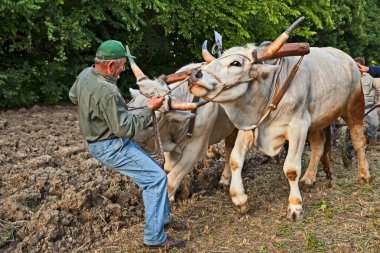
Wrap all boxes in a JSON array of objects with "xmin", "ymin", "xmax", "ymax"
[
  {"xmin": 242, "ymin": 56, "xmax": 304, "ymax": 131},
  {"xmin": 187, "ymin": 96, "xmax": 200, "ymax": 138},
  {"xmin": 269, "ymin": 56, "xmax": 304, "ymax": 110},
  {"xmin": 161, "ymin": 68, "xmax": 198, "ymax": 84}
]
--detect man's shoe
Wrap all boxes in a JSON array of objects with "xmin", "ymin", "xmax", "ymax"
[
  {"xmin": 368, "ymin": 138, "xmax": 377, "ymax": 146},
  {"xmin": 164, "ymin": 218, "xmax": 187, "ymax": 231},
  {"xmin": 143, "ymin": 237, "xmax": 185, "ymax": 249}
]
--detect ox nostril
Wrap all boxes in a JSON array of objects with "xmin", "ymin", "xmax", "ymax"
[{"xmin": 195, "ymin": 70, "xmax": 203, "ymax": 79}]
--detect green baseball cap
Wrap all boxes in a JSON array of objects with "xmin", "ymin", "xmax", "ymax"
[{"xmin": 96, "ymin": 40, "xmax": 136, "ymax": 60}]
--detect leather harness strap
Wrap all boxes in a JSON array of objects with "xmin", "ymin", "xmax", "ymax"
[
  {"xmin": 269, "ymin": 56, "xmax": 304, "ymax": 110},
  {"xmin": 187, "ymin": 96, "xmax": 200, "ymax": 138},
  {"xmin": 239, "ymin": 56, "xmax": 304, "ymax": 131}
]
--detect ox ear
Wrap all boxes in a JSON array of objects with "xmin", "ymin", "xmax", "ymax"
[
  {"xmin": 165, "ymin": 110, "xmax": 195, "ymax": 123},
  {"xmin": 137, "ymin": 79, "xmax": 169, "ymax": 98},
  {"xmin": 251, "ymin": 64, "xmax": 279, "ymax": 80},
  {"xmin": 129, "ymin": 88, "xmax": 140, "ymax": 98}
]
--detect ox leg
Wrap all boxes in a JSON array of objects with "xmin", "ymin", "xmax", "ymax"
[
  {"xmin": 300, "ymin": 129, "xmax": 326, "ymax": 187},
  {"xmin": 342, "ymin": 89, "xmax": 370, "ymax": 182},
  {"xmin": 219, "ymin": 129, "xmax": 239, "ymax": 187},
  {"xmin": 163, "ymin": 152, "xmax": 173, "ymax": 174},
  {"xmin": 342, "ymin": 122, "xmax": 370, "ymax": 182},
  {"xmin": 207, "ymin": 144, "xmax": 220, "ymax": 159},
  {"xmin": 321, "ymin": 126, "xmax": 332, "ymax": 180},
  {"xmin": 229, "ymin": 130, "xmax": 254, "ymax": 214},
  {"xmin": 166, "ymin": 140, "xmax": 208, "ymax": 201},
  {"xmin": 284, "ymin": 120, "xmax": 309, "ymax": 220}
]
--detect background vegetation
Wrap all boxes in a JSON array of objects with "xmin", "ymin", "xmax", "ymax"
[{"xmin": 1, "ymin": 0, "xmax": 380, "ymax": 108}]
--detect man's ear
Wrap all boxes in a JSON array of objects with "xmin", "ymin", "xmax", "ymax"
[
  {"xmin": 101, "ymin": 61, "xmax": 116, "ymax": 76},
  {"xmin": 129, "ymin": 88, "xmax": 140, "ymax": 98},
  {"xmin": 106, "ymin": 61, "xmax": 115, "ymax": 71}
]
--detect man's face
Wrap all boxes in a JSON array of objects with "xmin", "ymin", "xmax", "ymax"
[{"xmin": 113, "ymin": 58, "xmax": 127, "ymax": 79}]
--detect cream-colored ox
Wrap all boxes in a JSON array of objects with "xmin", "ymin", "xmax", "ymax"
[
  {"xmin": 187, "ymin": 19, "xmax": 370, "ymax": 220},
  {"xmin": 127, "ymin": 62, "xmax": 238, "ymax": 200}
]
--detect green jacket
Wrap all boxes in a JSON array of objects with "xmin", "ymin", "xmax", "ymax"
[{"xmin": 69, "ymin": 67, "xmax": 152, "ymax": 142}]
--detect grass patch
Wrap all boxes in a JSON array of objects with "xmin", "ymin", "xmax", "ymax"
[
  {"xmin": 305, "ymin": 234, "xmax": 325, "ymax": 252},
  {"xmin": 278, "ymin": 224, "xmax": 292, "ymax": 236},
  {"xmin": 257, "ymin": 245, "xmax": 268, "ymax": 253}
]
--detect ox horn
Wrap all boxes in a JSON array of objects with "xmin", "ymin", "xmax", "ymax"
[
  {"xmin": 254, "ymin": 16, "xmax": 305, "ymax": 61},
  {"xmin": 202, "ymin": 40, "xmax": 216, "ymax": 63},
  {"xmin": 125, "ymin": 45, "xmax": 148, "ymax": 81},
  {"xmin": 170, "ymin": 99, "xmax": 208, "ymax": 110}
]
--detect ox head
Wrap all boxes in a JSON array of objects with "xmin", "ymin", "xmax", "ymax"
[
  {"xmin": 188, "ymin": 17, "xmax": 305, "ymax": 102},
  {"xmin": 126, "ymin": 45, "xmax": 207, "ymax": 110},
  {"xmin": 125, "ymin": 47, "xmax": 199, "ymax": 154},
  {"xmin": 129, "ymin": 87, "xmax": 196, "ymax": 154}
]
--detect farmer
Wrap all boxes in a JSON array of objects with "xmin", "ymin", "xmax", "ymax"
[
  {"xmin": 357, "ymin": 60, "xmax": 380, "ymax": 77},
  {"xmin": 69, "ymin": 39, "xmax": 185, "ymax": 250},
  {"xmin": 354, "ymin": 57, "xmax": 380, "ymax": 144}
]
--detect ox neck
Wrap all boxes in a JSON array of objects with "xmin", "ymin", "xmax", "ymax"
[{"xmin": 219, "ymin": 73, "xmax": 277, "ymax": 130}]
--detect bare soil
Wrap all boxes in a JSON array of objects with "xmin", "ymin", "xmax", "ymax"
[{"xmin": 0, "ymin": 105, "xmax": 379, "ymax": 253}]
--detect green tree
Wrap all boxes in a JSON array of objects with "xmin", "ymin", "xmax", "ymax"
[
  {"xmin": 1, "ymin": 0, "xmax": 379, "ymax": 108},
  {"xmin": 0, "ymin": 0, "xmax": 146, "ymax": 108}
]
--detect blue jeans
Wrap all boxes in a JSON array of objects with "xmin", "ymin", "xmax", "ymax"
[
  {"xmin": 364, "ymin": 108, "xmax": 379, "ymax": 141},
  {"xmin": 87, "ymin": 138, "xmax": 170, "ymax": 245}
]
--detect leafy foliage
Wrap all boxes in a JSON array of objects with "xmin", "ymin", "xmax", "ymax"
[{"xmin": 1, "ymin": 0, "xmax": 379, "ymax": 108}]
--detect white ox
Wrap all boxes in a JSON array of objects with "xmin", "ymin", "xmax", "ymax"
[
  {"xmin": 187, "ymin": 21, "xmax": 370, "ymax": 220},
  {"xmin": 127, "ymin": 62, "xmax": 238, "ymax": 200}
]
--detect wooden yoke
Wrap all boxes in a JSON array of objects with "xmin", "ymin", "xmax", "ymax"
[
  {"xmin": 271, "ymin": 42, "xmax": 310, "ymax": 59},
  {"xmin": 161, "ymin": 42, "xmax": 310, "ymax": 84},
  {"xmin": 161, "ymin": 68, "xmax": 199, "ymax": 84}
]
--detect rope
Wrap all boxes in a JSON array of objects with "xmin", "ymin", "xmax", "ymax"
[
  {"xmin": 364, "ymin": 102, "xmax": 380, "ymax": 117},
  {"xmin": 127, "ymin": 105, "xmax": 165, "ymax": 169},
  {"xmin": 162, "ymin": 76, "xmax": 190, "ymax": 97},
  {"xmin": 125, "ymin": 73, "xmax": 206, "ymax": 168}
]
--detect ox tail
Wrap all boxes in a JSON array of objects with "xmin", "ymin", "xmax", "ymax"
[{"xmin": 321, "ymin": 125, "xmax": 332, "ymax": 180}]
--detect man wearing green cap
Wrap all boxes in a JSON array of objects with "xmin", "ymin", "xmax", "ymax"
[{"xmin": 69, "ymin": 40, "xmax": 185, "ymax": 249}]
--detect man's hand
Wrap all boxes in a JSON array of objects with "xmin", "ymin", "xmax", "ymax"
[
  {"xmin": 148, "ymin": 96, "xmax": 165, "ymax": 111},
  {"xmin": 356, "ymin": 62, "xmax": 369, "ymax": 75}
]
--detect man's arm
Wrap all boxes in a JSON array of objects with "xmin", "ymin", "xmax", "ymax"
[
  {"xmin": 368, "ymin": 66, "xmax": 380, "ymax": 78},
  {"xmin": 69, "ymin": 80, "xmax": 78, "ymax": 105},
  {"xmin": 372, "ymin": 78, "xmax": 380, "ymax": 107},
  {"xmin": 102, "ymin": 95, "xmax": 165, "ymax": 140}
]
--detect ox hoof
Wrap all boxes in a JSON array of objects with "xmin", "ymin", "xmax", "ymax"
[
  {"xmin": 299, "ymin": 178, "xmax": 315, "ymax": 192},
  {"xmin": 300, "ymin": 176, "xmax": 315, "ymax": 186},
  {"xmin": 232, "ymin": 194, "xmax": 249, "ymax": 214},
  {"xmin": 358, "ymin": 174, "xmax": 371, "ymax": 183},
  {"xmin": 217, "ymin": 183, "xmax": 229, "ymax": 192},
  {"xmin": 218, "ymin": 178, "xmax": 230, "ymax": 187},
  {"xmin": 286, "ymin": 204, "xmax": 304, "ymax": 221},
  {"xmin": 207, "ymin": 145, "xmax": 220, "ymax": 160},
  {"xmin": 322, "ymin": 179, "xmax": 333, "ymax": 189},
  {"xmin": 169, "ymin": 194, "xmax": 175, "ymax": 202},
  {"xmin": 325, "ymin": 172, "xmax": 333, "ymax": 181},
  {"xmin": 235, "ymin": 202, "xmax": 250, "ymax": 214}
]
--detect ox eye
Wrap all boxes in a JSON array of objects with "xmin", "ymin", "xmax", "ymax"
[{"xmin": 230, "ymin": 61, "xmax": 241, "ymax": 67}]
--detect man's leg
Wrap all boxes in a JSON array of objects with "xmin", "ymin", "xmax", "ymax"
[
  {"xmin": 364, "ymin": 109, "xmax": 379, "ymax": 144},
  {"xmin": 130, "ymin": 141, "xmax": 171, "ymax": 225},
  {"xmin": 88, "ymin": 138, "xmax": 169, "ymax": 245}
]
